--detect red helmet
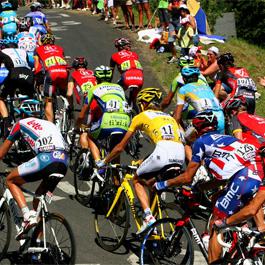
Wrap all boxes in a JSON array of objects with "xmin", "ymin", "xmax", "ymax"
[
  {"xmin": 223, "ymin": 96, "xmax": 247, "ymax": 115},
  {"xmin": 72, "ymin": 57, "xmax": 88, "ymax": 69},
  {"xmin": 192, "ymin": 111, "xmax": 218, "ymax": 136},
  {"xmin": 114, "ymin": 38, "xmax": 131, "ymax": 49}
]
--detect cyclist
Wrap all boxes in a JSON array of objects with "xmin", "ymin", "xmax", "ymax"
[
  {"xmin": 224, "ymin": 96, "xmax": 265, "ymax": 148},
  {"xmin": 100, "ymin": 87, "xmax": 186, "ymax": 233},
  {"xmin": 25, "ymin": 2, "xmax": 52, "ymax": 36},
  {"xmin": 213, "ymin": 52, "xmax": 257, "ymax": 114},
  {"xmin": 34, "ymin": 34, "xmax": 68, "ymax": 122},
  {"xmin": 0, "ymin": 1, "xmax": 18, "ymax": 39},
  {"xmin": 110, "ymin": 38, "xmax": 144, "ymax": 105},
  {"xmin": 67, "ymin": 57, "xmax": 100, "ymax": 150},
  {"xmin": 76, "ymin": 65, "xmax": 130, "ymax": 165},
  {"xmin": 0, "ymin": 42, "xmax": 35, "ymax": 137},
  {"xmin": 16, "ymin": 17, "xmax": 37, "ymax": 68},
  {"xmin": 1, "ymin": 100, "xmax": 68, "ymax": 239},
  {"xmin": 173, "ymin": 66, "xmax": 224, "ymax": 133},
  {"xmin": 154, "ymin": 111, "xmax": 263, "ymax": 264},
  {"xmin": 161, "ymin": 56, "xmax": 208, "ymax": 110}
]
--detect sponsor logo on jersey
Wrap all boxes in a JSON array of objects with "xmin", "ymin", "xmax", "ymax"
[
  {"xmin": 53, "ymin": 151, "xmax": 65, "ymax": 160},
  {"xmin": 40, "ymin": 153, "xmax": 50, "ymax": 162}
]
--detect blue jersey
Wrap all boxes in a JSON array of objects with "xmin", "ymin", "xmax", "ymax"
[
  {"xmin": 192, "ymin": 131, "xmax": 259, "ymax": 181},
  {"xmin": 0, "ymin": 10, "xmax": 17, "ymax": 36},
  {"xmin": 25, "ymin": 11, "xmax": 47, "ymax": 35},
  {"xmin": 177, "ymin": 82, "xmax": 221, "ymax": 112}
]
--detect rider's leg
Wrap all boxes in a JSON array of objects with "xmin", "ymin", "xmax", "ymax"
[
  {"xmin": 80, "ymin": 131, "xmax": 89, "ymax": 149},
  {"xmin": 133, "ymin": 174, "xmax": 150, "ymax": 210},
  {"xmin": 45, "ymin": 97, "xmax": 54, "ymax": 122},
  {"xmin": 0, "ymin": 99, "xmax": 8, "ymax": 118},
  {"xmin": 87, "ymin": 134, "xmax": 101, "ymax": 162},
  {"xmin": 254, "ymin": 208, "xmax": 265, "ymax": 232}
]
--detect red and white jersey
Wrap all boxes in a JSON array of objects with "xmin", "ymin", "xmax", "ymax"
[
  {"xmin": 111, "ymin": 49, "xmax": 143, "ymax": 74},
  {"xmin": 8, "ymin": 118, "xmax": 66, "ymax": 154}
]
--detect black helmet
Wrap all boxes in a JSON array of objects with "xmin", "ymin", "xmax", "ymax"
[
  {"xmin": 30, "ymin": 2, "xmax": 42, "ymax": 11},
  {"xmin": 217, "ymin": 53, "xmax": 234, "ymax": 67},
  {"xmin": 72, "ymin": 57, "xmax": 88, "ymax": 69}
]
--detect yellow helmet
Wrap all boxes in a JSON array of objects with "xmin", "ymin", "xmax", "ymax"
[{"xmin": 136, "ymin": 87, "xmax": 162, "ymax": 111}]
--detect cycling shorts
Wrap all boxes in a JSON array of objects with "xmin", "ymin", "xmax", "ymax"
[
  {"xmin": 90, "ymin": 112, "xmax": 130, "ymax": 140},
  {"xmin": 44, "ymin": 68, "xmax": 68, "ymax": 98},
  {"xmin": 137, "ymin": 140, "xmax": 185, "ymax": 179},
  {"xmin": 119, "ymin": 69, "xmax": 144, "ymax": 91},
  {"xmin": 18, "ymin": 150, "xmax": 69, "ymax": 183},
  {"xmin": 213, "ymin": 164, "xmax": 262, "ymax": 219},
  {"xmin": 0, "ymin": 67, "xmax": 34, "ymax": 99}
]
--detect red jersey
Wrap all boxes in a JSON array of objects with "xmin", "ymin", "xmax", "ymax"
[
  {"xmin": 71, "ymin": 68, "xmax": 97, "ymax": 104},
  {"xmin": 111, "ymin": 49, "xmax": 143, "ymax": 74},
  {"xmin": 36, "ymin": 44, "xmax": 67, "ymax": 71},
  {"xmin": 216, "ymin": 67, "xmax": 256, "ymax": 97}
]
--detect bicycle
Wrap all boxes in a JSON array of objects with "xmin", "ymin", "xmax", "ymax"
[
  {"xmin": 94, "ymin": 163, "xmax": 180, "ymax": 252},
  {"xmin": 216, "ymin": 225, "xmax": 265, "ymax": 265},
  {"xmin": 140, "ymin": 186, "xmax": 212, "ymax": 265},
  {"xmin": 0, "ymin": 172, "xmax": 76, "ymax": 264}
]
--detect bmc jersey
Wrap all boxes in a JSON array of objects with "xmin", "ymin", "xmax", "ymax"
[
  {"xmin": 216, "ymin": 67, "xmax": 257, "ymax": 97},
  {"xmin": 8, "ymin": 118, "xmax": 66, "ymax": 154},
  {"xmin": 177, "ymin": 82, "xmax": 221, "ymax": 112},
  {"xmin": 36, "ymin": 44, "xmax": 67, "ymax": 71},
  {"xmin": 111, "ymin": 50, "xmax": 143, "ymax": 74},
  {"xmin": 192, "ymin": 132, "xmax": 258, "ymax": 181},
  {"xmin": 0, "ymin": 48, "xmax": 30, "ymax": 69},
  {"xmin": 85, "ymin": 82, "xmax": 130, "ymax": 114},
  {"xmin": 128, "ymin": 110, "xmax": 183, "ymax": 144}
]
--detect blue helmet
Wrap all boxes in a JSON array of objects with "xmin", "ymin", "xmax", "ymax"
[
  {"xmin": 18, "ymin": 99, "xmax": 43, "ymax": 118},
  {"xmin": 181, "ymin": 66, "xmax": 200, "ymax": 77},
  {"xmin": 1, "ymin": 1, "xmax": 12, "ymax": 10}
]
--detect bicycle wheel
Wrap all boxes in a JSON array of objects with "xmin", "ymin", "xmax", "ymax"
[
  {"xmin": 140, "ymin": 218, "xmax": 194, "ymax": 265},
  {"xmin": 0, "ymin": 202, "xmax": 11, "ymax": 260},
  {"xmin": 30, "ymin": 213, "xmax": 76, "ymax": 265},
  {"xmin": 94, "ymin": 187, "xmax": 130, "ymax": 252},
  {"xmin": 73, "ymin": 149, "xmax": 95, "ymax": 204}
]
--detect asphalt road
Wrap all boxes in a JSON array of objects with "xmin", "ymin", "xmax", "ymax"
[{"xmin": 0, "ymin": 8, "xmax": 207, "ymax": 265}]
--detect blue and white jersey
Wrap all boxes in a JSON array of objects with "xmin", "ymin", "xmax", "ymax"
[
  {"xmin": 192, "ymin": 132, "xmax": 258, "ymax": 180},
  {"xmin": 0, "ymin": 10, "xmax": 17, "ymax": 36},
  {"xmin": 25, "ymin": 11, "xmax": 47, "ymax": 35}
]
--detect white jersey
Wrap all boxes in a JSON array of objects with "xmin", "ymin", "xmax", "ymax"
[
  {"xmin": 8, "ymin": 118, "xmax": 67, "ymax": 154},
  {"xmin": 16, "ymin": 32, "xmax": 37, "ymax": 53},
  {"xmin": 2, "ymin": 48, "xmax": 30, "ymax": 69}
]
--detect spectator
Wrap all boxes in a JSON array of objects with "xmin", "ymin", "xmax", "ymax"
[
  {"xmin": 176, "ymin": 15, "xmax": 194, "ymax": 56},
  {"xmin": 167, "ymin": 0, "xmax": 182, "ymax": 64},
  {"xmin": 158, "ymin": 0, "xmax": 169, "ymax": 30},
  {"xmin": 120, "ymin": 0, "xmax": 135, "ymax": 30},
  {"xmin": 135, "ymin": 0, "xmax": 152, "ymax": 30},
  {"xmin": 188, "ymin": 46, "xmax": 207, "ymax": 70},
  {"xmin": 201, "ymin": 46, "xmax": 220, "ymax": 82},
  {"xmin": 105, "ymin": 0, "xmax": 119, "ymax": 24}
]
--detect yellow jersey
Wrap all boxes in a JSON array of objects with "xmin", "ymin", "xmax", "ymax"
[{"xmin": 128, "ymin": 110, "xmax": 183, "ymax": 144}]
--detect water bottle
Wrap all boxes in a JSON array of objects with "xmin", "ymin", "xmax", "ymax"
[
  {"xmin": 201, "ymin": 232, "xmax": 210, "ymax": 251},
  {"xmin": 243, "ymin": 259, "xmax": 253, "ymax": 265}
]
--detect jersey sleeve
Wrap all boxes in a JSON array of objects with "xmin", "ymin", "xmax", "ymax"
[
  {"xmin": 128, "ymin": 113, "xmax": 143, "ymax": 133},
  {"xmin": 170, "ymin": 75, "xmax": 180, "ymax": 94},
  {"xmin": 7, "ymin": 122, "xmax": 21, "ymax": 142},
  {"xmin": 191, "ymin": 138, "xmax": 205, "ymax": 163},
  {"xmin": 230, "ymin": 115, "xmax": 242, "ymax": 135},
  {"xmin": 176, "ymin": 86, "xmax": 186, "ymax": 105}
]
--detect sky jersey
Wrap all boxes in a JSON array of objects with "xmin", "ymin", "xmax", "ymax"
[
  {"xmin": 0, "ymin": 10, "xmax": 17, "ymax": 36},
  {"xmin": 192, "ymin": 132, "xmax": 259, "ymax": 181},
  {"xmin": 128, "ymin": 110, "xmax": 184, "ymax": 144},
  {"xmin": 1, "ymin": 48, "xmax": 30, "ymax": 69},
  {"xmin": 111, "ymin": 50, "xmax": 143, "ymax": 74},
  {"xmin": 177, "ymin": 82, "xmax": 221, "ymax": 112},
  {"xmin": 8, "ymin": 118, "xmax": 66, "ymax": 154},
  {"xmin": 85, "ymin": 82, "xmax": 130, "ymax": 114}
]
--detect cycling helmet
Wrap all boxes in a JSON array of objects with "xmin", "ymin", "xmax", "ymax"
[
  {"xmin": 223, "ymin": 96, "xmax": 247, "ymax": 115},
  {"xmin": 18, "ymin": 17, "xmax": 30, "ymax": 32},
  {"xmin": 19, "ymin": 99, "xmax": 43, "ymax": 118},
  {"xmin": 114, "ymin": 38, "xmax": 131, "ymax": 49},
  {"xmin": 72, "ymin": 57, "xmax": 88, "ymax": 69},
  {"xmin": 178, "ymin": 56, "xmax": 195, "ymax": 67},
  {"xmin": 181, "ymin": 66, "xmax": 200, "ymax": 77},
  {"xmin": 217, "ymin": 52, "xmax": 234, "ymax": 67},
  {"xmin": 192, "ymin": 111, "xmax": 218, "ymax": 136},
  {"xmin": 94, "ymin": 65, "xmax": 113, "ymax": 82},
  {"xmin": 30, "ymin": 2, "xmax": 42, "ymax": 11},
  {"xmin": 41, "ymin": 34, "xmax": 55, "ymax": 45},
  {"xmin": 1, "ymin": 1, "xmax": 12, "ymax": 11},
  {"xmin": 136, "ymin": 87, "xmax": 162, "ymax": 112}
]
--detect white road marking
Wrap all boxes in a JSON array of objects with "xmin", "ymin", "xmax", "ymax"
[
  {"xmin": 49, "ymin": 22, "xmax": 58, "ymax": 27},
  {"xmin": 127, "ymin": 254, "xmax": 138, "ymax": 265},
  {"xmin": 60, "ymin": 14, "xmax": 70, "ymax": 17},
  {"xmin": 62, "ymin": 21, "xmax": 82, "ymax": 26},
  {"xmin": 52, "ymin": 26, "xmax": 68, "ymax": 32},
  {"xmin": 57, "ymin": 181, "xmax": 76, "ymax": 195}
]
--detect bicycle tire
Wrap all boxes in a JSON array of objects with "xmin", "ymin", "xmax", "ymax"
[
  {"xmin": 30, "ymin": 213, "xmax": 76, "ymax": 265},
  {"xmin": 94, "ymin": 188, "xmax": 130, "ymax": 252},
  {"xmin": 140, "ymin": 218, "xmax": 194, "ymax": 265},
  {"xmin": 0, "ymin": 202, "xmax": 11, "ymax": 260},
  {"xmin": 73, "ymin": 149, "xmax": 95, "ymax": 205}
]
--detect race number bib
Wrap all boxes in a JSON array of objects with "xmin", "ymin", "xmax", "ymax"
[
  {"xmin": 44, "ymin": 56, "xmax": 66, "ymax": 67},
  {"xmin": 120, "ymin": 60, "xmax": 142, "ymax": 71},
  {"xmin": 160, "ymin": 124, "xmax": 174, "ymax": 140},
  {"xmin": 237, "ymin": 78, "xmax": 256, "ymax": 90},
  {"xmin": 36, "ymin": 136, "xmax": 55, "ymax": 152},
  {"xmin": 81, "ymin": 81, "xmax": 94, "ymax": 93},
  {"xmin": 106, "ymin": 100, "xmax": 120, "ymax": 112},
  {"xmin": 235, "ymin": 143, "xmax": 256, "ymax": 161}
]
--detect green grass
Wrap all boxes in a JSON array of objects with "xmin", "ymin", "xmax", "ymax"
[{"xmin": 148, "ymin": 37, "xmax": 265, "ymax": 116}]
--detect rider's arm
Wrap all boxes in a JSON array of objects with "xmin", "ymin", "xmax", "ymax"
[
  {"xmin": 160, "ymin": 91, "xmax": 175, "ymax": 110},
  {"xmin": 109, "ymin": 56, "xmax": 116, "ymax": 73},
  {"xmin": 173, "ymin": 104, "xmax": 184, "ymax": 126},
  {"xmin": 104, "ymin": 131, "xmax": 134, "ymax": 163},
  {"xmin": 76, "ymin": 103, "xmax": 89, "ymax": 128},
  {"xmin": 213, "ymin": 81, "xmax": 222, "ymax": 98},
  {"xmin": 67, "ymin": 79, "xmax": 74, "ymax": 108},
  {"xmin": 34, "ymin": 55, "xmax": 40, "ymax": 72},
  {"xmin": 0, "ymin": 139, "xmax": 13, "ymax": 159},
  {"xmin": 230, "ymin": 115, "xmax": 243, "ymax": 140},
  {"xmin": 226, "ymin": 188, "xmax": 265, "ymax": 226}
]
